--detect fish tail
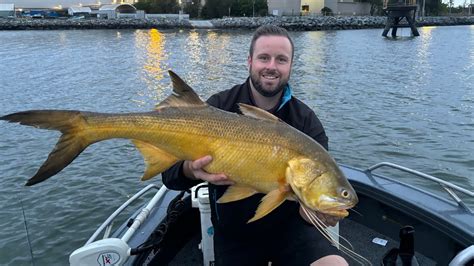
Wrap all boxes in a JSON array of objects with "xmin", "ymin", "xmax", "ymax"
[{"xmin": 1, "ymin": 110, "xmax": 92, "ymax": 186}]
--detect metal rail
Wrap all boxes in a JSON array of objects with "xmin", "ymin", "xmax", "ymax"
[
  {"xmin": 449, "ymin": 245, "xmax": 474, "ymax": 266},
  {"xmin": 121, "ymin": 185, "xmax": 168, "ymax": 242},
  {"xmin": 366, "ymin": 162, "xmax": 474, "ymax": 213},
  {"xmin": 85, "ymin": 184, "xmax": 164, "ymax": 245}
]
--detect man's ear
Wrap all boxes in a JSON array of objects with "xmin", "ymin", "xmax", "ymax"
[{"xmin": 247, "ymin": 55, "xmax": 252, "ymax": 71}]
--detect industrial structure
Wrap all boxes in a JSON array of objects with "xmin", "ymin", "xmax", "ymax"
[
  {"xmin": 268, "ymin": 0, "xmax": 371, "ymax": 16},
  {"xmin": 382, "ymin": 0, "xmax": 420, "ymax": 37}
]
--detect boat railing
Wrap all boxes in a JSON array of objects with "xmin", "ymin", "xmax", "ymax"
[
  {"xmin": 85, "ymin": 183, "xmax": 166, "ymax": 245},
  {"xmin": 366, "ymin": 162, "xmax": 474, "ymax": 213}
]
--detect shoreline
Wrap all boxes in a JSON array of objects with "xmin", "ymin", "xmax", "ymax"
[{"xmin": 1, "ymin": 16, "xmax": 473, "ymax": 31}]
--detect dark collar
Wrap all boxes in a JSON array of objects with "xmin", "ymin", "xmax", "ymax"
[{"xmin": 245, "ymin": 78, "xmax": 293, "ymax": 114}]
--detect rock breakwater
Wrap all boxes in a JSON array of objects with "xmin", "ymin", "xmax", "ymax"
[
  {"xmin": 0, "ymin": 17, "xmax": 192, "ymax": 30},
  {"xmin": 211, "ymin": 16, "xmax": 474, "ymax": 30},
  {"xmin": 1, "ymin": 16, "xmax": 473, "ymax": 31}
]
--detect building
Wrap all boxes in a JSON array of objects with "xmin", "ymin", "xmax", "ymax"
[
  {"xmin": 0, "ymin": 3, "xmax": 15, "ymax": 17},
  {"xmin": 98, "ymin": 3, "xmax": 137, "ymax": 18},
  {"xmin": 68, "ymin": 6, "xmax": 92, "ymax": 16},
  {"xmin": 268, "ymin": 0, "xmax": 301, "ymax": 16},
  {"xmin": 268, "ymin": 0, "xmax": 371, "ymax": 16}
]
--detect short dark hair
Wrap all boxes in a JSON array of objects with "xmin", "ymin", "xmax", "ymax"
[{"xmin": 249, "ymin": 25, "xmax": 294, "ymax": 60}]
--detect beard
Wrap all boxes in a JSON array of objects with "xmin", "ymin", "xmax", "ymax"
[{"xmin": 250, "ymin": 67, "xmax": 289, "ymax": 97}]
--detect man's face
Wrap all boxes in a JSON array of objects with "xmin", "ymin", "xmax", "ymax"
[{"xmin": 248, "ymin": 35, "xmax": 293, "ymax": 97}]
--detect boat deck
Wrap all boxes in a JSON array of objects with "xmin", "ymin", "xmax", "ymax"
[
  {"xmin": 169, "ymin": 217, "xmax": 436, "ymax": 265},
  {"xmin": 89, "ymin": 163, "xmax": 472, "ymax": 265}
]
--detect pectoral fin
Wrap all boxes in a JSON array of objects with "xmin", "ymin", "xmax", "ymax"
[
  {"xmin": 247, "ymin": 188, "xmax": 291, "ymax": 223},
  {"xmin": 132, "ymin": 140, "xmax": 179, "ymax": 181},
  {"xmin": 217, "ymin": 185, "xmax": 258, "ymax": 203}
]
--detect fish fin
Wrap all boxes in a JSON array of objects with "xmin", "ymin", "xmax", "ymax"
[
  {"xmin": 217, "ymin": 185, "xmax": 258, "ymax": 203},
  {"xmin": 131, "ymin": 140, "xmax": 179, "ymax": 181},
  {"xmin": 1, "ymin": 110, "xmax": 91, "ymax": 186},
  {"xmin": 237, "ymin": 103, "xmax": 282, "ymax": 122},
  {"xmin": 155, "ymin": 71, "xmax": 207, "ymax": 110},
  {"xmin": 247, "ymin": 188, "xmax": 289, "ymax": 223}
]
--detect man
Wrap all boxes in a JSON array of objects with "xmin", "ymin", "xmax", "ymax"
[{"xmin": 162, "ymin": 25, "xmax": 348, "ymax": 266}]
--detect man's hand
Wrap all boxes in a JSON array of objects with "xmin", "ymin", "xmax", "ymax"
[
  {"xmin": 299, "ymin": 206, "xmax": 342, "ymax": 227},
  {"xmin": 183, "ymin": 155, "xmax": 234, "ymax": 186}
]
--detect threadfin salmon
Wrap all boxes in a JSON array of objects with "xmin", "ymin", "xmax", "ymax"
[{"xmin": 1, "ymin": 70, "xmax": 358, "ymax": 223}]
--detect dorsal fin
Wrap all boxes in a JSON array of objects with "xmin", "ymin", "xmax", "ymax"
[
  {"xmin": 155, "ymin": 70, "xmax": 207, "ymax": 110},
  {"xmin": 238, "ymin": 103, "xmax": 281, "ymax": 122}
]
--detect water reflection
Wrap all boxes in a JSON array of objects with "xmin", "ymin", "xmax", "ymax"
[
  {"xmin": 294, "ymin": 31, "xmax": 330, "ymax": 98},
  {"xmin": 1, "ymin": 27, "xmax": 473, "ymax": 265},
  {"xmin": 134, "ymin": 29, "xmax": 168, "ymax": 107},
  {"xmin": 204, "ymin": 31, "xmax": 231, "ymax": 76},
  {"xmin": 417, "ymin": 26, "xmax": 433, "ymax": 61},
  {"xmin": 186, "ymin": 31, "xmax": 204, "ymax": 66},
  {"xmin": 144, "ymin": 29, "xmax": 166, "ymax": 81},
  {"xmin": 182, "ymin": 31, "xmax": 229, "ymax": 85}
]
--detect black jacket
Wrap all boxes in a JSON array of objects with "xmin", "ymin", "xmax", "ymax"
[{"xmin": 161, "ymin": 78, "xmax": 328, "ymax": 237}]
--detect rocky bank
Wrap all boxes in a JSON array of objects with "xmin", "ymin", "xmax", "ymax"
[{"xmin": 0, "ymin": 16, "xmax": 473, "ymax": 31}]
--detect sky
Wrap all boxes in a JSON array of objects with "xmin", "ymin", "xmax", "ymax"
[{"xmin": 1, "ymin": 0, "xmax": 470, "ymax": 9}]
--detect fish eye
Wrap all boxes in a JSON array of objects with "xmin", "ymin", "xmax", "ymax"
[{"xmin": 341, "ymin": 189, "xmax": 350, "ymax": 198}]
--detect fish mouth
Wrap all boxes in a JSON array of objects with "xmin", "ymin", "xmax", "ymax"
[
  {"xmin": 301, "ymin": 198, "xmax": 354, "ymax": 218},
  {"xmin": 318, "ymin": 208, "xmax": 350, "ymax": 218},
  {"xmin": 300, "ymin": 201, "xmax": 351, "ymax": 218},
  {"xmin": 315, "ymin": 198, "xmax": 356, "ymax": 218}
]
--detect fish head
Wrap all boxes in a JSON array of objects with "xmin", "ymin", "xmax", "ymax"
[{"xmin": 286, "ymin": 157, "xmax": 358, "ymax": 218}]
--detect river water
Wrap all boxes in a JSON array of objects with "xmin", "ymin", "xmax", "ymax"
[{"xmin": 0, "ymin": 26, "xmax": 473, "ymax": 264}]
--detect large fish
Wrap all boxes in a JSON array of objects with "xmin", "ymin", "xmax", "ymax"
[{"xmin": 1, "ymin": 71, "xmax": 358, "ymax": 223}]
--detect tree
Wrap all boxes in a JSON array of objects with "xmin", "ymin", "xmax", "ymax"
[
  {"xmin": 424, "ymin": 0, "xmax": 444, "ymax": 16},
  {"xmin": 201, "ymin": 0, "xmax": 268, "ymax": 18},
  {"xmin": 154, "ymin": 0, "xmax": 180, "ymax": 13},
  {"xmin": 183, "ymin": 1, "xmax": 200, "ymax": 18},
  {"xmin": 321, "ymin": 6, "xmax": 333, "ymax": 16},
  {"xmin": 134, "ymin": 1, "xmax": 153, "ymax": 13},
  {"xmin": 254, "ymin": 0, "xmax": 268, "ymax": 16},
  {"xmin": 134, "ymin": 0, "xmax": 179, "ymax": 14},
  {"xmin": 201, "ymin": 0, "xmax": 228, "ymax": 18},
  {"xmin": 357, "ymin": 0, "xmax": 383, "ymax": 15},
  {"xmin": 237, "ymin": 0, "xmax": 268, "ymax": 17}
]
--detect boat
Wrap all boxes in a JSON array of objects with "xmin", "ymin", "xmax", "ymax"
[{"xmin": 69, "ymin": 162, "xmax": 474, "ymax": 265}]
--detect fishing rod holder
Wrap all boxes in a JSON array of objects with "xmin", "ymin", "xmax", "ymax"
[{"xmin": 70, "ymin": 184, "xmax": 167, "ymax": 266}]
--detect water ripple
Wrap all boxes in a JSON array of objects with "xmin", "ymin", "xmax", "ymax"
[{"xmin": 0, "ymin": 27, "xmax": 473, "ymax": 264}]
